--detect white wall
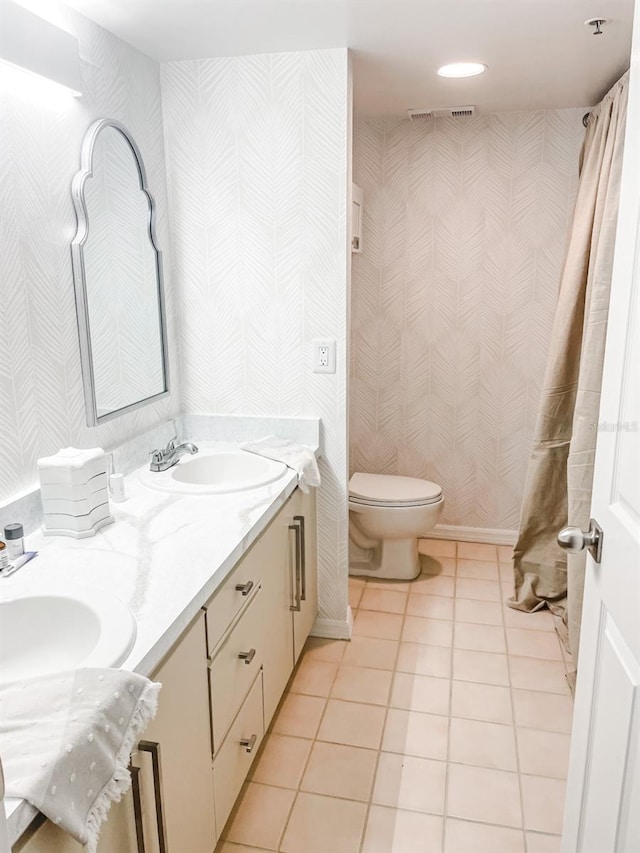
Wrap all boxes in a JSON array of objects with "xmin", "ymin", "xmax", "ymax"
[
  {"xmin": 0, "ymin": 5, "xmax": 180, "ymax": 502},
  {"xmin": 351, "ymin": 111, "xmax": 584, "ymax": 533},
  {"xmin": 161, "ymin": 50, "xmax": 350, "ymax": 624}
]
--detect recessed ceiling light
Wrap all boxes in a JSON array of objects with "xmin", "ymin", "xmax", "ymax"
[{"xmin": 437, "ymin": 62, "xmax": 487, "ymax": 78}]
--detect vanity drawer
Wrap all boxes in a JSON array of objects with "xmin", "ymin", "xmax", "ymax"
[
  {"xmin": 209, "ymin": 582, "xmax": 266, "ymax": 750},
  {"xmin": 205, "ymin": 536, "xmax": 264, "ymax": 654},
  {"xmin": 213, "ymin": 671, "xmax": 264, "ymax": 834}
]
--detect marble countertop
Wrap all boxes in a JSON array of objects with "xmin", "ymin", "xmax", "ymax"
[{"xmin": 1, "ymin": 441, "xmax": 301, "ymax": 842}]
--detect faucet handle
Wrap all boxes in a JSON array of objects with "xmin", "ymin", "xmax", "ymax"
[
  {"xmin": 150, "ymin": 449, "xmax": 164, "ymax": 463},
  {"xmin": 165, "ymin": 435, "xmax": 178, "ymax": 453}
]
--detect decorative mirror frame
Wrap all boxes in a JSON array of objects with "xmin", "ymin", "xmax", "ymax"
[{"xmin": 70, "ymin": 118, "xmax": 170, "ymax": 427}]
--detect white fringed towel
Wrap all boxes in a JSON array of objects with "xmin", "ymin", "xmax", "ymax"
[
  {"xmin": 0, "ymin": 669, "xmax": 160, "ymax": 852},
  {"xmin": 241, "ymin": 436, "xmax": 321, "ymax": 493}
]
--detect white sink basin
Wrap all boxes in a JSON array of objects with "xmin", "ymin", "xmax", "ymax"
[
  {"xmin": 0, "ymin": 588, "xmax": 136, "ymax": 686},
  {"xmin": 140, "ymin": 449, "xmax": 287, "ymax": 494}
]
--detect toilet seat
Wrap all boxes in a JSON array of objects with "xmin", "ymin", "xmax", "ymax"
[{"xmin": 349, "ymin": 473, "xmax": 442, "ymax": 508}]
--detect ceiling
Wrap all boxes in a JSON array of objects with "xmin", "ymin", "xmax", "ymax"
[{"xmin": 55, "ymin": 0, "xmax": 636, "ymax": 115}]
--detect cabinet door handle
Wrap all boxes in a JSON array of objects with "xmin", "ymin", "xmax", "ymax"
[
  {"xmin": 239, "ymin": 733, "xmax": 258, "ymax": 754},
  {"xmin": 138, "ymin": 740, "xmax": 168, "ymax": 853},
  {"xmin": 235, "ymin": 580, "xmax": 254, "ymax": 596},
  {"xmin": 129, "ymin": 762, "xmax": 146, "ymax": 853},
  {"xmin": 238, "ymin": 648, "xmax": 256, "ymax": 665},
  {"xmin": 294, "ymin": 515, "xmax": 306, "ymax": 601},
  {"xmin": 289, "ymin": 523, "xmax": 301, "ymax": 612}
]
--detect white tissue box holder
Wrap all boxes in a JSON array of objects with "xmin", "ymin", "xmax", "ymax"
[{"xmin": 37, "ymin": 447, "xmax": 114, "ymax": 538}]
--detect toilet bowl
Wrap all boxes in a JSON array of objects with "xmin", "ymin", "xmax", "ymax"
[{"xmin": 349, "ymin": 472, "xmax": 444, "ymax": 580}]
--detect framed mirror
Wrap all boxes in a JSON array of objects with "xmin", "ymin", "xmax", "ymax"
[{"xmin": 71, "ymin": 118, "xmax": 169, "ymax": 426}]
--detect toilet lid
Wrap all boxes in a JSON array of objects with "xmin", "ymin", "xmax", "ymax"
[{"xmin": 349, "ymin": 473, "xmax": 442, "ymax": 506}]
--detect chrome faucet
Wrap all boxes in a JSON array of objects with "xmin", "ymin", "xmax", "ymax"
[{"xmin": 149, "ymin": 436, "xmax": 199, "ymax": 472}]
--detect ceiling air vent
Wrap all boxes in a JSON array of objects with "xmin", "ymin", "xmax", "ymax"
[{"xmin": 408, "ymin": 105, "xmax": 476, "ymax": 120}]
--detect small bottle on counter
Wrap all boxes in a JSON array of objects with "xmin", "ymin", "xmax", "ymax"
[
  {"xmin": 0, "ymin": 541, "xmax": 8, "ymax": 572},
  {"xmin": 3, "ymin": 523, "xmax": 24, "ymax": 560}
]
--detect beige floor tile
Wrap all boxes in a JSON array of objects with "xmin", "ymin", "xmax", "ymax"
[
  {"xmin": 455, "ymin": 598, "xmax": 503, "ymax": 626},
  {"xmin": 418, "ymin": 538, "xmax": 456, "ymax": 557},
  {"xmin": 382, "ymin": 708, "xmax": 449, "ymax": 760},
  {"xmin": 365, "ymin": 578, "xmax": 413, "ymax": 592},
  {"xmin": 406, "ymin": 593, "xmax": 455, "ymax": 621},
  {"xmin": 516, "ymin": 729, "xmax": 571, "ymax": 779},
  {"xmin": 301, "ymin": 741, "xmax": 378, "ymax": 801},
  {"xmin": 290, "ymin": 658, "xmax": 339, "ymax": 696},
  {"xmin": 396, "ymin": 641, "xmax": 452, "ymax": 678},
  {"xmin": 521, "ymin": 775, "xmax": 566, "ymax": 834},
  {"xmin": 390, "ymin": 672, "xmax": 450, "ymax": 716},
  {"xmin": 453, "ymin": 649, "xmax": 510, "ymax": 686},
  {"xmin": 454, "ymin": 621, "xmax": 506, "ymax": 654},
  {"xmin": 363, "ymin": 805, "xmax": 443, "ymax": 852},
  {"xmin": 331, "ymin": 664, "xmax": 393, "ymax": 706},
  {"xmin": 502, "ymin": 580, "xmax": 516, "ymax": 599},
  {"xmin": 509, "ymin": 657, "xmax": 570, "ymax": 694},
  {"xmin": 402, "ymin": 615, "xmax": 454, "ymax": 647},
  {"xmin": 272, "ymin": 693, "xmax": 326, "ymax": 739},
  {"xmin": 372, "ymin": 752, "xmax": 446, "ymax": 814},
  {"xmin": 456, "ymin": 578, "xmax": 501, "ymax": 602},
  {"xmin": 360, "ymin": 587, "xmax": 408, "ymax": 614},
  {"xmin": 525, "ymin": 832, "xmax": 562, "ymax": 852},
  {"xmin": 449, "ymin": 717, "xmax": 518, "ymax": 771},
  {"xmin": 225, "ymin": 782, "xmax": 295, "ymax": 849},
  {"xmin": 457, "ymin": 542, "xmax": 498, "ymax": 561},
  {"xmin": 280, "ymin": 792, "xmax": 367, "ymax": 853},
  {"xmin": 444, "ymin": 819, "xmax": 525, "ymax": 852},
  {"xmin": 420, "ymin": 555, "xmax": 457, "ymax": 576},
  {"xmin": 512, "ymin": 689, "xmax": 573, "ymax": 733},
  {"xmin": 451, "ymin": 681, "xmax": 512, "ymax": 724},
  {"xmin": 506, "ymin": 628, "xmax": 563, "ymax": 661},
  {"xmin": 348, "ymin": 577, "xmax": 366, "ymax": 609},
  {"xmin": 250, "ymin": 734, "xmax": 313, "ymax": 788},
  {"xmin": 342, "ymin": 636, "xmax": 399, "ymax": 670},
  {"xmin": 317, "ymin": 699, "xmax": 386, "ymax": 749},
  {"xmin": 498, "ymin": 544, "xmax": 515, "ymax": 562},
  {"xmin": 353, "ymin": 609, "xmax": 404, "ymax": 640},
  {"xmin": 503, "ymin": 606, "xmax": 556, "ymax": 632},
  {"xmin": 447, "ymin": 764, "xmax": 522, "ymax": 827},
  {"xmin": 411, "ymin": 574, "xmax": 455, "ymax": 597},
  {"xmin": 303, "ymin": 636, "xmax": 347, "ymax": 663},
  {"xmin": 456, "ymin": 559, "xmax": 500, "ymax": 580},
  {"xmin": 218, "ymin": 843, "xmax": 274, "ymax": 852}
]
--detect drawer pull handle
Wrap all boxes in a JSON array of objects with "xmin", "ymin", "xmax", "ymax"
[
  {"xmin": 235, "ymin": 580, "xmax": 254, "ymax": 596},
  {"xmin": 238, "ymin": 648, "xmax": 256, "ymax": 664},
  {"xmin": 239, "ymin": 733, "xmax": 258, "ymax": 754}
]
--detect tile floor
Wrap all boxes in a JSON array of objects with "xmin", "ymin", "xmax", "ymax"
[{"xmin": 217, "ymin": 540, "xmax": 574, "ymax": 853}]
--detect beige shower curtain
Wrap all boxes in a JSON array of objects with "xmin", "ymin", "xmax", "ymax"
[{"xmin": 510, "ymin": 71, "xmax": 629, "ymax": 672}]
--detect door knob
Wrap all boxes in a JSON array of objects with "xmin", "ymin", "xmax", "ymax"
[{"xmin": 557, "ymin": 518, "xmax": 603, "ymax": 563}]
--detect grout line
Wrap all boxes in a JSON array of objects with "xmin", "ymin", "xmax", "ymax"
[
  {"xmin": 440, "ymin": 550, "xmax": 458, "ymax": 852},
  {"xmin": 357, "ymin": 570, "xmax": 410, "ymax": 852},
  {"xmin": 500, "ymin": 571, "xmax": 528, "ymax": 852}
]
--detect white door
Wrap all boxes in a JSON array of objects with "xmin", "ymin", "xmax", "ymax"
[{"xmin": 561, "ymin": 6, "xmax": 640, "ymax": 851}]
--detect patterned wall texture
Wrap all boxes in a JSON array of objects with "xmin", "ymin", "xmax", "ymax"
[
  {"xmin": 161, "ymin": 51, "xmax": 350, "ymax": 623},
  {"xmin": 0, "ymin": 5, "xmax": 180, "ymax": 502},
  {"xmin": 351, "ymin": 111, "xmax": 585, "ymax": 532}
]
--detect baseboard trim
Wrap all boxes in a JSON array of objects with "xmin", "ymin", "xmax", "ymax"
[
  {"xmin": 422, "ymin": 525, "xmax": 518, "ymax": 546},
  {"xmin": 311, "ymin": 607, "xmax": 353, "ymax": 640}
]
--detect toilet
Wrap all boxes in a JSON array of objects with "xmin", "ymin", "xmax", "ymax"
[{"xmin": 349, "ymin": 472, "xmax": 444, "ymax": 580}]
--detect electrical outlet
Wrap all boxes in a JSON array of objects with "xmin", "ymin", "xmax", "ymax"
[{"xmin": 312, "ymin": 338, "xmax": 336, "ymax": 373}]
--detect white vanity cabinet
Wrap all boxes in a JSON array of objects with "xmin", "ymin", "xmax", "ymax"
[
  {"xmin": 14, "ymin": 611, "xmax": 216, "ymax": 853},
  {"xmin": 208, "ymin": 486, "xmax": 317, "ymax": 834},
  {"xmin": 13, "ymin": 486, "xmax": 318, "ymax": 853}
]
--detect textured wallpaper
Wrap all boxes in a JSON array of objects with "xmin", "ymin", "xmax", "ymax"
[
  {"xmin": 0, "ymin": 6, "xmax": 180, "ymax": 502},
  {"xmin": 351, "ymin": 111, "xmax": 585, "ymax": 532},
  {"xmin": 161, "ymin": 50, "xmax": 350, "ymax": 623}
]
